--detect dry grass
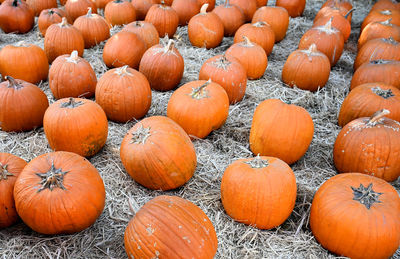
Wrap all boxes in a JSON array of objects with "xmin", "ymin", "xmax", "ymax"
[{"xmin": 1, "ymin": 0, "xmax": 399, "ymax": 258}]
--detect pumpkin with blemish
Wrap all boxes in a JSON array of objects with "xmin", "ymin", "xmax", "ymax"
[
  {"xmin": 351, "ymin": 60, "xmax": 400, "ymax": 90},
  {"xmin": 124, "ymin": 195, "xmax": 218, "ymax": 258},
  {"xmin": 321, "ymin": 0, "xmax": 353, "ymax": 12},
  {"xmin": 212, "ymin": 0, "xmax": 245, "ymax": 37},
  {"xmin": 276, "ymin": 0, "xmax": 305, "ymax": 18},
  {"xmin": 312, "ymin": 8, "xmax": 353, "ymax": 42},
  {"xmin": 233, "ymin": 21, "xmax": 275, "ymax": 55},
  {"xmin": 251, "ymin": 6, "xmax": 289, "ymax": 42},
  {"xmin": 144, "ymin": 1, "xmax": 179, "ymax": 38},
  {"xmin": 131, "ymin": 0, "xmax": 160, "ymax": 20},
  {"xmin": 333, "ymin": 109, "xmax": 400, "ymax": 182},
  {"xmin": 361, "ymin": 9, "xmax": 400, "ymax": 32},
  {"xmin": 120, "ymin": 116, "xmax": 196, "ymax": 190}
]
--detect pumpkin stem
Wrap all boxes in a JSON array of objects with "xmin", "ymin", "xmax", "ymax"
[
  {"xmin": 115, "ymin": 65, "xmax": 133, "ymax": 77},
  {"xmin": 372, "ymin": 87, "xmax": 394, "ymax": 99},
  {"xmin": 351, "ymin": 183, "xmax": 382, "ymax": 209},
  {"xmin": 307, "ymin": 43, "xmax": 318, "ymax": 53},
  {"xmin": 380, "ymin": 18, "xmax": 393, "ymax": 26},
  {"xmin": 66, "ymin": 50, "xmax": 80, "ymax": 64},
  {"xmin": 165, "ymin": 39, "xmax": 175, "ymax": 52},
  {"xmin": 59, "ymin": 17, "xmax": 69, "ymax": 27},
  {"xmin": 253, "ymin": 21, "xmax": 267, "ymax": 27},
  {"xmin": 200, "ymin": 3, "xmax": 209, "ymax": 14},
  {"xmin": 60, "ymin": 97, "xmax": 84, "ymax": 108},
  {"xmin": 380, "ymin": 10, "xmax": 392, "ymax": 15},
  {"xmin": 244, "ymin": 154, "xmax": 269, "ymax": 168},
  {"xmin": 5, "ymin": 76, "xmax": 23, "ymax": 90},
  {"xmin": 134, "ymin": 21, "xmax": 143, "ymax": 27},
  {"xmin": 130, "ymin": 124, "xmax": 151, "ymax": 144},
  {"xmin": 367, "ymin": 109, "xmax": 390, "ymax": 126},
  {"xmin": 213, "ymin": 54, "xmax": 231, "ymax": 70},
  {"xmin": 242, "ymin": 36, "xmax": 254, "ymax": 47},
  {"xmin": 344, "ymin": 8, "xmax": 355, "ymax": 19},
  {"xmin": 114, "ymin": 0, "xmax": 123, "ymax": 3},
  {"xmin": 87, "ymin": 7, "xmax": 93, "ymax": 16},
  {"xmin": 190, "ymin": 79, "xmax": 211, "ymax": 99},
  {"xmin": 0, "ymin": 163, "xmax": 14, "ymax": 181},
  {"xmin": 224, "ymin": 0, "xmax": 230, "ymax": 7},
  {"xmin": 36, "ymin": 162, "xmax": 69, "ymax": 192},
  {"xmin": 324, "ymin": 17, "xmax": 333, "ymax": 30}
]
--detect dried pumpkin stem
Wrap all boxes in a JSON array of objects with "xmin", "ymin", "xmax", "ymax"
[
  {"xmin": 59, "ymin": 17, "xmax": 69, "ymax": 27},
  {"xmin": 380, "ymin": 10, "xmax": 392, "ymax": 15},
  {"xmin": 35, "ymin": 162, "xmax": 69, "ymax": 192},
  {"xmin": 224, "ymin": 0, "xmax": 230, "ymax": 7},
  {"xmin": 87, "ymin": 7, "xmax": 92, "ymax": 16},
  {"xmin": 61, "ymin": 97, "xmax": 84, "ymax": 108},
  {"xmin": 242, "ymin": 36, "xmax": 253, "ymax": 46},
  {"xmin": 12, "ymin": 0, "xmax": 19, "ymax": 7},
  {"xmin": 371, "ymin": 87, "xmax": 394, "ymax": 99},
  {"xmin": 191, "ymin": 80, "xmax": 211, "ymax": 99},
  {"xmin": 382, "ymin": 37, "xmax": 398, "ymax": 45},
  {"xmin": 165, "ymin": 39, "xmax": 175, "ymax": 52},
  {"xmin": 351, "ymin": 183, "xmax": 382, "ymax": 209},
  {"xmin": 253, "ymin": 21, "xmax": 267, "ymax": 27},
  {"xmin": 367, "ymin": 109, "xmax": 390, "ymax": 125},
  {"xmin": 324, "ymin": 17, "xmax": 333, "ymax": 30},
  {"xmin": 0, "ymin": 163, "xmax": 14, "ymax": 181},
  {"xmin": 370, "ymin": 59, "xmax": 391, "ymax": 65},
  {"xmin": 115, "ymin": 65, "xmax": 133, "ymax": 77},
  {"xmin": 200, "ymin": 3, "xmax": 209, "ymax": 14},
  {"xmin": 380, "ymin": 18, "xmax": 392, "ymax": 26},
  {"xmin": 344, "ymin": 8, "xmax": 355, "ymax": 19},
  {"xmin": 66, "ymin": 50, "xmax": 80, "ymax": 64},
  {"xmin": 134, "ymin": 21, "xmax": 143, "ymax": 27},
  {"xmin": 244, "ymin": 154, "xmax": 269, "ymax": 168},
  {"xmin": 130, "ymin": 125, "xmax": 151, "ymax": 144},
  {"xmin": 5, "ymin": 76, "xmax": 23, "ymax": 90}
]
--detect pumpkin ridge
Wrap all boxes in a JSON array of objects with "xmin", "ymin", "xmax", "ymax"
[
  {"xmin": 35, "ymin": 162, "xmax": 69, "ymax": 192},
  {"xmin": 351, "ymin": 183, "xmax": 383, "ymax": 209},
  {"xmin": 0, "ymin": 163, "xmax": 13, "ymax": 180},
  {"xmin": 130, "ymin": 218, "xmax": 160, "ymax": 257}
]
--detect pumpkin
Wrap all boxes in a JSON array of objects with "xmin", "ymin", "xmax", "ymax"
[
  {"xmin": 0, "ymin": 0, "xmax": 34, "ymax": 33},
  {"xmin": 310, "ymin": 173, "xmax": 400, "ymax": 259},
  {"xmin": 358, "ymin": 19, "xmax": 400, "ymax": 49},
  {"xmin": 276, "ymin": 0, "xmax": 306, "ymax": 18},
  {"xmin": 188, "ymin": 4, "xmax": 224, "ymax": 49},
  {"xmin": 103, "ymin": 31, "xmax": 146, "ymax": 69},
  {"xmin": 26, "ymin": 0, "xmax": 57, "ymax": 16},
  {"xmin": 315, "ymin": 5, "xmax": 352, "ymax": 23},
  {"xmin": 251, "ymin": 6, "xmax": 289, "ymax": 42},
  {"xmin": 171, "ymin": 0, "xmax": 200, "ymax": 25},
  {"xmin": 255, "ymin": 0, "xmax": 267, "ymax": 7},
  {"xmin": 221, "ymin": 155, "xmax": 296, "ymax": 229},
  {"xmin": 167, "ymin": 80, "xmax": 229, "ymax": 138},
  {"xmin": 14, "ymin": 151, "xmax": 105, "ymax": 234},
  {"xmin": 350, "ymin": 60, "xmax": 400, "ymax": 90},
  {"xmin": 44, "ymin": 17, "xmax": 85, "ymax": 63},
  {"xmin": 124, "ymin": 195, "xmax": 218, "ymax": 258},
  {"xmin": 313, "ymin": 8, "xmax": 353, "ymax": 42},
  {"xmin": 38, "ymin": 8, "xmax": 67, "ymax": 36},
  {"xmin": 249, "ymin": 99, "xmax": 314, "ymax": 165},
  {"xmin": 354, "ymin": 37, "xmax": 400, "ymax": 71},
  {"xmin": 226, "ymin": 36, "xmax": 268, "ymax": 80},
  {"xmin": 122, "ymin": 21, "xmax": 159, "ymax": 49},
  {"xmin": 371, "ymin": 0, "xmax": 400, "ymax": 12},
  {"xmin": 139, "ymin": 40, "xmax": 184, "ymax": 91},
  {"xmin": 0, "ymin": 77, "xmax": 49, "ymax": 132},
  {"xmin": 49, "ymin": 50, "xmax": 97, "ymax": 99},
  {"xmin": 0, "ymin": 153, "xmax": 27, "ymax": 229},
  {"xmin": 361, "ymin": 9, "xmax": 400, "ymax": 32},
  {"xmin": 234, "ymin": 21, "xmax": 275, "ymax": 55},
  {"xmin": 321, "ymin": 0, "xmax": 353, "ymax": 11},
  {"xmin": 212, "ymin": 0, "xmax": 245, "ymax": 36},
  {"xmin": 282, "ymin": 44, "xmax": 331, "ymax": 92},
  {"xmin": 298, "ymin": 18, "xmax": 344, "ymax": 66},
  {"xmin": 0, "ymin": 42, "xmax": 49, "ymax": 84},
  {"xmin": 334, "ymin": 109, "xmax": 400, "ymax": 181},
  {"xmin": 197, "ymin": 0, "xmax": 214, "ymax": 11},
  {"xmin": 131, "ymin": 0, "xmax": 159, "ymax": 20},
  {"xmin": 96, "ymin": 66, "xmax": 151, "ymax": 122},
  {"xmin": 65, "ymin": 0, "xmax": 97, "ymax": 23},
  {"xmin": 230, "ymin": 0, "xmax": 257, "ymax": 22},
  {"xmin": 43, "ymin": 98, "xmax": 108, "ymax": 157},
  {"xmin": 104, "ymin": 0, "xmax": 136, "ymax": 26},
  {"xmin": 95, "ymin": 0, "xmax": 112, "ymax": 9},
  {"xmin": 145, "ymin": 1, "xmax": 179, "ymax": 38},
  {"xmin": 199, "ymin": 54, "xmax": 247, "ymax": 104},
  {"xmin": 338, "ymin": 83, "xmax": 400, "ymax": 127},
  {"xmin": 120, "ymin": 116, "xmax": 196, "ymax": 190}
]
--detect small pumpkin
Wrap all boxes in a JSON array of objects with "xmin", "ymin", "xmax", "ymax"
[
  {"xmin": 96, "ymin": 66, "xmax": 151, "ymax": 122},
  {"xmin": 358, "ymin": 19, "xmax": 400, "ymax": 49},
  {"xmin": 0, "ymin": 153, "xmax": 27, "ymax": 229},
  {"xmin": 26, "ymin": 0, "xmax": 57, "ymax": 16},
  {"xmin": 351, "ymin": 60, "xmax": 400, "ymax": 90},
  {"xmin": 276, "ymin": 0, "xmax": 306, "ymax": 18},
  {"xmin": 120, "ymin": 116, "xmax": 196, "ymax": 190},
  {"xmin": 371, "ymin": 0, "xmax": 400, "ymax": 12},
  {"xmin": 14, "ymin": 151, "xmax": 105, "ymax": 234},
  {"xmin": 310, "ymin": 173, "xmax": 400, "ymax": 259},
  {"xmin": 0, "ymin": 77, "xmax": 49, "ymax": 132},
  {"xmin": 144, "ymin": 1, "xmax": 179, "ymax": 38},
  {"xmin": 212, "ymin": 0, "xmax": 245, "ymax": 36},
  {"xmin": 229, "ymin": 0, "xmax": 257, "ymax": 22},
  {"xmin": 104, "ymin": 0, "xmax": 136, "ymax": 26},
  {"xmin": 221, "ymin": 155, "xmax": 296, "ymax": 229},
  {"xmin": 171, "ymin": 0, "xmax": 200, "ymax": 25},
  {"xmin": 139, "ymin": 40, "xmax": 184, "ymax": 91},
  {"xmin": 321, "ymin": 0, "xmax": 353, "ymax": 12},
  {"xmin": 167, "ymin": 80, "xmax": 229, "ymax": 138},
  {"xmin": 234, "ymin": 21, "xmax": 275, "ymax": 55},
  {"xmin": 131, "ymin": 0, "xmax": 159, "ymax": 20},
  {"xmin": 122, "ymin": 21, "xmax": 159, "ymax": 49},
  {"xmin": 65, "ymin": 0, "xmax": 97, "ymax": 23},
  {"xmin": 249, "ymin": 99, "xmax": 314, "ymax": 165},
  {"xmin": 124, "ymin": 195, "xmax": 218, "ymax": 258},
  {"xmin": 49, "ymin": 50, "xmax": 97, "ymax": 99},
  {"xmin": 361, "ymin": 9, "xmax": 400, "ymax": 32},
  {"xmin": 43, "ymin": 98, "xmax": 108, "ymax": 157},
  {"xmin": 313, "ymin": 8, "xmax": 353, "ymax": 42},
  {"xmin": 251, "ymin": 6, "xmax": 289, "ymax": 42},
  {"xmin": 0, "ymin": 0, "xmax": 35, "ymax": 33},
  {"xmin": 38, "ymin": 8, "xmax": 67, "ymax": 36},
  {"xmin": 188, "ymin": 3, "xmax": 224, "ymax": 49}
]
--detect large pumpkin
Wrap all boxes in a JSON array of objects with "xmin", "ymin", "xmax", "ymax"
[
  {"xmin": 0, "ymin": 0, "xmax": 35, "ymax": 33},
  {"xmin": 26, "ymin": 0, "xmax": 57, "ymax": 16},
  {"xmin": 310, "ymin": 173, "xmax": 400, "ymax": 259},
  {"xmin": 312, "ymin": 8, "xmax": 352, "ymax": 42},
  {"xmin": 221, "ymin": 156, "xmax": 296, "ymax": 229},
  {"xmin": 358, "ymin": 19, "xmax": 400, "ymax": 49},
  {"xmin": 249, "ymin": 99, "xmax": 314, "ymax": 165},
  {"xmin": 14, "ymin": 151, "xmax": 105, "ymax": 234},
  {"xmin": 65, "ymin": 0, "xmax": 97, "ymax": 23},
  {"xmin": 171, "ymin": 0, "xmax": 200, "ymax": 25},
  {"xmin": 120, "ymin": 116, "xmax": 196, "ymax": 190},
  {"xmin": 124, "ymin": 195, "xmax": 218, "ymax": 258},
  {"xmin": 361, "ymin": 9, "xmax": 400, "ymax": 32}
]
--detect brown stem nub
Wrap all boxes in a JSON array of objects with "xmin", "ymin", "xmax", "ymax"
[
  {"xmin": 60, "ymin": 97, "xmax": 84, "ymax": 108},
  {"xmin": 244, "ymin": 154, "xmax": 269, "ymax": 168},
  {"xmin": 200, "ymin": 3, "xmax": 209, "ymax": 14},
  {"xmin": 351, "ymin": 183, "xmax": 382, "ymax": 209},
  {"xmin": 59, "ymin": 17, "xmax": 69, "ymax": 27},
  {"xmin": 12, "ymin": 0, "xmax": 19, "ymax": 7},
  {"xmin": 367, "ymin": 109, "xmax": 390, "ymax": 125},
  {"xmin": 191, "ymin": 79, "xmax": 211, "ymax": 99},
  {"xmin": 253, "ymin": 21, "xmax": 267, "ymax": 27},
  {"xmin": 242, "ymin": 36, "xmax": 253, "ymax": 46},
  {"xmin": 0, "ymin": 163, "xmax": 14, "ymax": 181},
  {"xmin": 130, "ymin": 124, "xmax": 151, "ymax": 144},
  {"xmin": 344, "ymin": 8, "xmax": 355, "ymax": 19},
  {"xmin": 134, "ymin": 21, "xmax": 143, "ymax": 27},
  {"xmin": 372, "ymin": 87, "xmax": 394, "ymax": 99},
  {"xmin": 5, "ymin": 76, "xmax": 23, "ymax": 90},
  {"xmin": 35, "ymin": 162, "xmax": 69, "ymax": 192},
  {"xmin": 165, "ymin": 39, "xmax": 175, "ymax": 52}
]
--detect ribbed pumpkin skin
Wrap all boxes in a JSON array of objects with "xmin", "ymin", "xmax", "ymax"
[
  {"xmin": 105, "ymin": 0, "xmax": 136, "ymax": 26},
  {"xmin": 145, "ymin": 3, "xmax": 179, "ymax": 38},
  {"xmin": 221, "ymin": 156, "xmax": 296, "ymax": 229},
  {"xmin": 172, "ymin": 0, "xmax": 200, "ymax": 25},
  {"xmin": 371, "ymin": 0, "xmax": 400, "ymax": 11},
  {"xmin": 362, "ymin": 9, "xmax": 400, "ymax": 32},
  {"xmin": 0, "ymin": 0, "xmax": 35, "ymax": 33},
  {"xmin": 230, "ymin": 0, "xmax": 257, "ymax": 22},
  {"xmin": 358, "ymin": 20, "xmax": 400, "ymax": 49},
  {"xmin": 122, "ymin": 21, "xmax": 159, "ymax": 49},
  {"xmin": 276, "ymin": 0, "xmax": 305, "ymax": 17},
  {"xmin": 14, "ymin": 151, "xmax": 105, "ymax": 235},
  {"xmin": 131, "ymin": 0, "xmax": 160, "ymax": 20},
  {"xmin": 197, "ymin": 0, "xmax": 215, "ymax": 11},
  {"xmin": 65, "ymin": 0, "xmax": 97, "ymax": 23},
  {"xmin": 252, "ymin": 6, "xmax": 289, "ymax": 42},
  {"xmin": 338, "ymin": 83, "xmax": 400, "ymax": 127},
  {"xmin": 96, "ymin": 66, "xmax": 151, "ymax": 122},
  {"xmin": 333, "ymin": 112, "xmax": 400, "ymax": 182},
  {"xmin": 315, "ymin": 6, "xmax": 352, "ymax": 23},
  {"xmin": 234, "ymin": 22, "xmax": 275, "ymax": 55},
  {"xmin": 0, "ymin": 44, "xmax": 49, "ymax": 84},
  {"xmin": 0, "ymin": 78, "xmax": 49, "ymax": 132},
  {"xmin": 0, "ymin": 153, "xmax": 27, "ymax": 229},
  {"xmin": 249, "ymin": 99, "xmax": 314, "ymax": 165},
  {"xmin": 167, "ymin": 80, "xmax": 229, "ymax": 138},
  {"xmin": 120, "ymin": 116, "xmax": 196, "ymax": 190},
  {"xmin": 124, "ymin": 195, "xmax": 218, "ymax": 259},
  {"xmin": 43, "ymin": 98, "xmax": 108, "ymax": 157},
  {"xmin": 73, "ymin": 10, "xmax": 110, "ymax": 48},
  {"xmin": 310, "ymin": 173, "xmax": 400, "ymax": 259},
  {"xmin": 321, "ymin": 0, "xmax": 353, "ymax": 11},
  {"xmin": 212, "ymin": 2, "xmax": 245, "ymax": 36},
  {"xmin": 26, "ymin": 0, "xmax": 57, "ymax": 16},
  {"xmin": 95, "ymin": 0, "xmax": 113, "ymax": 9},
  {"xmin": 38, "ymin": 8, "xmax": 66, "ymax": 36}
]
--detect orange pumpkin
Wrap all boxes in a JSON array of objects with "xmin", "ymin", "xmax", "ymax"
[
  {"xmin": 124, "ymin": 195, "xmax": 218, "ymax": 258},
  {"xmin": 371, "ymin": 0, "xmax": 400, "ymax": 12},
  {"xmin": 0, "ymin": 42, "xmax": 49, "ymax": 84},
  {"xmin": 351, "ymin": 60, "xmax": 400, "ymax": 90},
  {"xmin": 145, "ymin": 1, "xmax": 179, "ymax": 38},
  {"xmin": 14, "ymin": 151, "xmax": 105, "ymax": 234},
  {"xmin": 120, "ymin": 116, "xmax": 196, "ymax": 190},
  {"xmin": 334, "ymin": 109, "xmax": 400, "ymax": 181},
  {"xmin": 361, "ymin": 9, "xmax": 400, "ymax": 32},
  {"xmin": 313, "ymin": 9, "xmax": 353, "ymax": 42},
  {"xmin": 282, "ymin": 44, "xmax": 331, "ymax": 92},
  {"xmin": 188, "ymin": 4, "xmax": 224, "ymax": 49},
  {"xmin": 230, "ymin": 0, "xmax": 257, "ymax": 22},
  {"xmin": 95, "ymin": 0, "xmax": 112, "ymax": 9},
  {"xmin": 171, "ymin": 0, "xmax": 200, "ymax": 25},
  {"xmin": 43, "ymin": 98, "xmax": 108, "ymax": 157},
  {"xmin": 131, "ymin": 0, "xmax": 159, "ymax": 20},
  {"xmin": 249, "ymin": 99, "xmax": 314, "ymax": 165},
  {"xmin": 234, "ymin": 21, "xmax": 275, "ymax": 55},
  {"xmin": 167, "ymin": 80, "xmax": 229, "ymax": 138},
  {"xmin": 65, "ymin": 0, "xmax": 97, "ymax": 23},
  {"xmin": 315, "ymin": 5, "xmax": 352, "ymax": 23},
  {"xmin": 321, "ymin": 0, "xmax": 352, "ymax": 11},
  {"xmin": 358, "ymin": 19, "xmax": 400, "ymax": 49},
  {"xmin": 255, "ymin": 0, "xmax": 267, "ymax": 7},
  {"xmin": 26, "ymin": 0, "xmax": 57, "ymax": 16},
  {"xmin": 122, "ymin": 21, "xmax": 159, "ymax": 49},
  {"xmin": 0, "ymin": 0, "xmax": 34, "ymax": 33},
  {"xmin": 49, "ymin": 50, "xmax": 97, "ymax": 99},
  {"xmin": 38, "ymin": 8, "xmax": 67, "ymax": 36},
  {"xmin": 252, "ymin": 6, "xmax": 289, "ymax": 42},
  {"xmin": 0, "ymin": 77, "xmax": 49, "ymax": 132},
  {"xmin": 104, "ymin": 0, "xmax": 136, "ymax": 26},
  {"xmin": 96, "ymin": 66, "xmax": 151, "ymax": 122},
  {"xmin": 197, "ymin": 0, "xmax": 214, "ymax": 11},
  {"xmin": 276, "ymin": 0, "xmax": 306, "ymax": 18},
  {"xmin": 212, "ymin": 0, "xmax": 245, "ymax": 36},
  {"xmin": 310, "ymin": 173, "xmax": 400, "ymax": 259},
  {"xmin": 0, "ymin": 153, "xmax": 27, "ymax": 229}
]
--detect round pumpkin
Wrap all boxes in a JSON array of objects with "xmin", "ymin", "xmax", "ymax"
[
  {"xmin": 0, "ymin": 0, "xmax": 34, "ymax": 33},
  {"xmin": 230, "ymin": 0, "xmax": 257, "ymax": 22},
  {"xmin": 310, "ymin": 173, "xmax": 400, "ymax": 259},
  {"xmin": 131, "ymin": 0, "xmax": 160, "ymax": 20},
  {"xmin": 358, "ymin": 19, "xmax": 400, "ymax": 49},
  {"xmin": 234, "ymin": 21, "xmax": 275, "ymax": 55},
  {"xmin": 276, "ymin": 0, "xmax": 305, "ymax": 18},
  {"xmin": 124, "ymin": 195, "xmax": 218, "ymax": 258},
  {"xmin": 122, "ymin": 21, "xmax": 159, "ymax": 49},
  {"xmin": 221, "ymin": 155, "xmax": 296, "ymax": 229},
  {"xmin": 38, "ymin": 8, "xmax": 66, "ymax": 36},
  {"xmin": 0, "ymin": 77, "xmax": 49, "ymax": 132},
  {"xmin": 315, "ymin": 5, "xmax": 352, "ymax": 23},
  {"xmin": 351, "ymin": 60, "xmax": 400, "ymax": 90},
  {"xmin": 65, "ymin": 0, "xmax": 97, "ymax": 23},
  {"xmin": 43, "ymin": 98, "xmax": 108, "ymax": 157},
  {"xmin": 104, "ymin": 0, "xmax": 136, "ymax": 26},
  {"xmin": 252, "ymin": 6, "xmax": 289, "ymax": 42},
  {"xmin": 171, "ymin": 0, "xmax": 200, "ymax": 25},
  {"xmin": 362, "ymin": 9, "xmax": 400, "ymax": 32},
  {"xmin": 120, "ymin": 116, "xmax": 196, "ymax": 190},
  {"xmin": 212, "ymin": 0, "xmax": 245, "ymax": 37},
  {"xmin": 26, "ymin": 0, "xmax": 57, "ymax": 16},
  {"xmin": 313, "ymin": 9, "xmax": 352, "ymax": 42},
  {"xmin": 249, "ymin": 99, "xmax": 314, "ymax": 165},
  {"xmin": 0, "ymin": 153, "xmax": 27, "ymax": 229},
  {"xmin": 167, "ymin": 80, "xmax": 229, "ymax": 138},
  {"xmin": 14, "ymin": 151, "xmax": 105, "ymax": 234},
  {"xmin": 145, "ymin": 1, "xmax": 179, "ymax": 38}
]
